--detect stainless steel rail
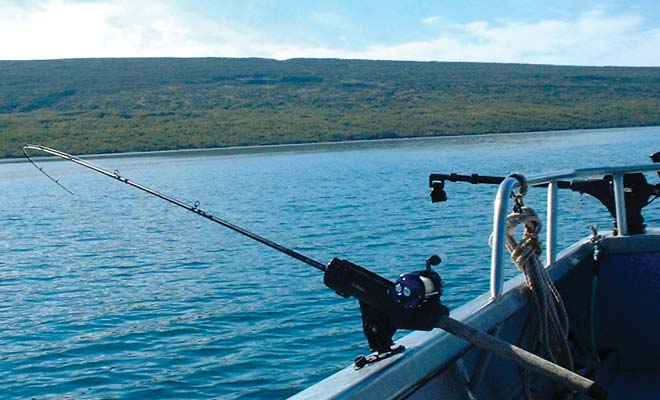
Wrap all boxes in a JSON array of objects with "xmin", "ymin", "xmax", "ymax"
[{"xmin": 489, "ymin": 163, "xmax": 660, "ymax": 300}]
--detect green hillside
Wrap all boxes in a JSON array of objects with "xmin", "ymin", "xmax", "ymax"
[{"xmin": 1, "ymin": 57, "xmax": 660, "ymax": 158}]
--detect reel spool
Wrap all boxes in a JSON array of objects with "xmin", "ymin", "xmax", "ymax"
[{"xmin": 395, "ymin": 255, "xmax": 443, "ymax": 309}]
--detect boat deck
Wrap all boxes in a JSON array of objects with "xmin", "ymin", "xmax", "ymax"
[{"xmin": 607, "ymin": 370, "xmax": 660, "ymax": 399}]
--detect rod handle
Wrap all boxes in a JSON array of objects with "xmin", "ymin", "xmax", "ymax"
[{"xmin": 437, "ymin": 315, "xmax": 607, "ymax": 399}]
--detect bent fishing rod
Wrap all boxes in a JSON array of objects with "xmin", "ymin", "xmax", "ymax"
[
  {"xmin": 24, "ymin": 144, "xmax": 606, "ymax": 399},
  {"xmin": 23, "ymin": 144, "xmax": 326, "ymax": 271}
]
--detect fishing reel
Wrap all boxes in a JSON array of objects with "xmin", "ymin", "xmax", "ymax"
[
  {"xmin": 394, "ymin": 255, "xmax": 443, "ymax": 309},
  {"xmin": 324, "ymin": 255, "xmax": 448, "ymax": 366}
]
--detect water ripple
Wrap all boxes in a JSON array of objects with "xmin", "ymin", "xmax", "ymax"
[{"xmin": 1, "ymin": 128, "xmax": 659, "ymax": 398}]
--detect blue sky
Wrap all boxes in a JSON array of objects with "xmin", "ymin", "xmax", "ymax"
[{"xmin": 1, "ymin": 0, "xmax": 659, "ymax": 65}]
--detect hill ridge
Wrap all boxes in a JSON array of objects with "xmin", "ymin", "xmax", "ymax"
[{"xmin": 1, "ymin": 58, "xmax": 659, "ymax": 158}]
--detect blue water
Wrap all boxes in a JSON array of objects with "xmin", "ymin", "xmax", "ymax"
[{"xmin": 2, "ymin": 127, "xmax": 660, "ymax": 399}]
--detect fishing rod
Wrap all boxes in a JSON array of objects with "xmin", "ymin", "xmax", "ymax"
[
  {"xmin": 23, "ymin": 144, "xmax": 326, "ymax": 272},
  {"xmin": 24, "ymin": 144, "xmax": 606, "ymax": 399}
]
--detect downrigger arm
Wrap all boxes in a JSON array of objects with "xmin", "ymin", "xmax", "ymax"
[{"xmin": 430, "ymin": 153, "xmax": 660, "ymax": 235}]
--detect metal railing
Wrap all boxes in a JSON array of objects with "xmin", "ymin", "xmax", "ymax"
[{"xmin": 489, "ymin": 163, "xmax": 660, "ymax": 300}]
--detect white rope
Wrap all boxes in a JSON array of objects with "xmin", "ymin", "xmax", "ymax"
[{"xmin": 505, "ymin": 206, "xmax": 574, "ymax": 398}]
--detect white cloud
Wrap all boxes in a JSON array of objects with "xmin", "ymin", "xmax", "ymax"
[
  {"xmin": 0, "ymin": 0, "xmax": 250, "ymax": 59},
  {"xmin": 350, "ymin": 10, "xmax": 660, "ymax": 66},
  {"xmin": 0, "ymin": 2, "xmax": 658, "ymax": 66},
  {"xmin": 422, "ymin": 16, "xmax": 440, "ymax": 25}
]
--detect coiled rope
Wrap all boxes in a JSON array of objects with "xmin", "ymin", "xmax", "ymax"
[{"xmin": 504, "ymin": 176, "xmax": 574, "ymax": 398}]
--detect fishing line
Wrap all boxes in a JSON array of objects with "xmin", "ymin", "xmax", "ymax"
[
  {"xmin": 23, "ymin": 146, "xmax": 75, "ymax": 195},
  {"xmin": 23, "ymin": 144, "xmax": 327, "ymax": 272}
]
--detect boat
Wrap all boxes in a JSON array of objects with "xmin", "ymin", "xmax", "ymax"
[{"xmin": 291, "ymin": 158, "xmax": 660, "ymax": 399}]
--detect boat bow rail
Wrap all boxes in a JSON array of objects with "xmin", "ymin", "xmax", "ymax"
[{"xmin": 489, "ymin": 163, "xmax": 660, "ymax": 299}]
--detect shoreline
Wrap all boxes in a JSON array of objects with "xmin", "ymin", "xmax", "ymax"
[{"xmin": 5, "ymin": 125, "xmax": 660, "ymax": 164}]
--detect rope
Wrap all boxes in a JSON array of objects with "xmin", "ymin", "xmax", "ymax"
[{"xmin": 505, "ymin": 205, "xmax": 574, "ymax": 398}]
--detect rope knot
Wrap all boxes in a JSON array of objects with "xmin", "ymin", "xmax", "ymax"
[{"xmin": 505, "ymin": 206, "xmax": 542, "ymax": 271}]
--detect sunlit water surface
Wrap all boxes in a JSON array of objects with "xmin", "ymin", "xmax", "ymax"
[{"xmin": 2, "ymin": 127, "xmax": 660, "ymax": 399}]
